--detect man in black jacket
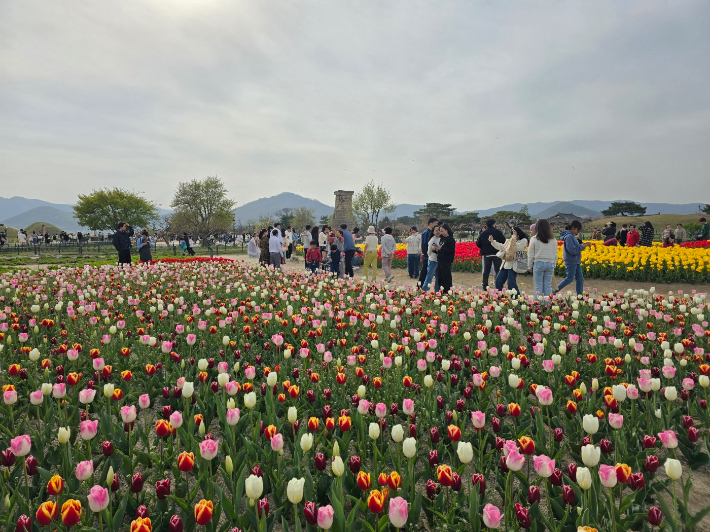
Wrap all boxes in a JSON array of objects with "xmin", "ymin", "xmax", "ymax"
[
  {"xmin": 476, "ymin": 219, "xmax": 506, "ymax": 290},
  {"xmin": 112, "ymin": 221, "xmax": 134, "ymax": 265},
  {"xmin": 616, "ymin": 224, "xmax": 628, "ymax": 246},
  {"xmin": 417, "ymin": 217, "xmax": 439, "ymax": 287}
]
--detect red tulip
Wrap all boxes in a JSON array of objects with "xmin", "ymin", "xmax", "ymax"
[
  {"xmin": 132, "ymin": 473, "xmax": 144, "ymax": 493},
  {"xmin": 514, "ymin": 503, "xmax": 531, "ymax": 529},
  {"xmin": 425, "ymin": 479, "xmax": 438, "ymax": 499},
  {"xmin": 645, "ymin": 455, "xmax": 660, "ymax": 473},
  {"xmin": 647, "ymin": 506, "xmax": 663, "ymax": 526},
  {"xmin": 169, "ymin": 514, "xmax": 184, "ymax": 532},
  {"xmin": 15, "ymin": 515, "xmax": 31, "ymax": 532},
  {"xmin": 630, "ymin": 472, "xmax": 645, "ymax": 490},
  {"xmin": 562, "ymin": 485, "xmax": 575, "ymax": 506},
  {"xmin": 643, "ymin": 435, "xmax": 657, "ymax": 449},
  {"xmin": 471, "ymin": 473, "xmax": 486, "ymax": 493},
  {"xmin": 156, "ymin": 479, "xmax": 170, "ymax": 500},
  {"xmin": 527, "ymin": 485, "xmax": 540, "ymax": 504},
  {"xmin": 304, "ymin": 501, "xmax": 317, "ymax": 525},
  {"xmin": 688, "ymin": 427, "xmax": 700, "ymax": 442},
  {"xmin": 257, "ymin": 497, "xmax": 269, "ymax": 518}
]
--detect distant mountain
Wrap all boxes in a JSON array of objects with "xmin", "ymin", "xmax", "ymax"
[
  {"xmin": 535, "ymin": 202, "xmax": 603, "ymax": 219},
  {"xmin": 232, "ymin": 192, "xmax": 334, "ymax": 223},
  {"xmin": 0, "ymin": 196, "xmax": 74, "ymax": 220},
  {"xmin": 2, "ymin": 206, "xmax": 87, "ymax": 233}
]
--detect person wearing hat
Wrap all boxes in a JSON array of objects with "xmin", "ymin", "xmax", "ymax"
[
  {"xmin": 476, "ymin": 219, "xmax": 505, "ymax": 290},
  {"xmin": 112, "ymin": 221, "xmax": 134, "ymax": 265},
  {"xmin": 362, "ymin": 226, "xmax": 379, "ymax": 282}
]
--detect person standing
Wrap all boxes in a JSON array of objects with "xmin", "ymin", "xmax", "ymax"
[
  {"xmin": 329, "ymin": 244, "xmax": 341, "ymax": 278},
  {"xmin": 112, "ymin": 221, "xmax": 134, "ymax": 265},
  {"xmin": 380, "ymin": 227, "xmax": 396, "ymax": 282},
  {"xmin": 18, "ymin": 229, "xmax": 27, "ymax": 246},
  {"xmin": 259, "ymin": 229, "xmax": 270, "ymax": 266},
  {"xmin": 554, "ymin": 220, "xmax": 590, "ymax": 296},
  {"xmin": 437, "ymin": 224, "xmax": 456, "ymax": 294},
  {"xmin": 696, "ymin": 217, "xmax": 709, "ymax": 241},
  {"xmin": 527, "ymin": 218, "xmax": 558, "ymax": 297},
  {"xmin": 616, "ymin": 224, "xmax": 629, "ymax": 246},
  {"xmin": 627, "ymin": 224, "xmax": 640, "ymax": 247},
  {"xmin": 476, "ymin": 219, "xmax": 506, "ymax": 290},
  {"xmin": 305, "ymin": 241, "xmax": 322, "ymax": 274},
  {"xmin": 405, "ymin": 226, "xmax": 422, "ymax": 279},
  {"xmin": 639, "ymin": 221, "xmax": 654, "ymax": 247},
  {"xmin": 136, "ymin": 230, "xmax": 153, "ymax": 263},
  {"xmin": 674, "ymin": 224, "xmax": 686, "ymax": 244},
  {"xmin": 268, "ymin": 229, "xmax": 282, "ymax": 269},
  {"xmin": 341, "ymin": 224, "xmax": 356, "ymax": 277},
  {"xmin": 490, "ymin": 226, "xmax": 528, "ymax": 295},
  {"xmin": 362, "ymin": 226, "xmax": 379, "ymax": 282},
  {"xmin": 301, "ymin": 225, "xmax": 312, "ymax": 269},
  {"xmin": 417, "ymin": 218, "xmax": 439, "ymax": 287},
  {"xmin": 247, "ymin": 233, "xmax": 260, "ymax": 258},
  {"xmin": 284, "ymin": 227, "xmax": 294, "ymax": 259},
  {"xmin": 422, "ymin": 226, "xmax": 442, "ymax": 292}
]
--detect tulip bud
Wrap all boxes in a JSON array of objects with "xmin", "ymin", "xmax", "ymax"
[{"xmin": 225, "ymin": 456, "xmax": 233, "ymax": 474}]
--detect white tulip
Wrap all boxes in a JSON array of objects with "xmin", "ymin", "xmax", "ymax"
[
  {"xmin": 288, "ymin": 407, "xmax": 298, "ymax": 424},
  {"xmin": 456, "ymin": 442, "xmax": 474, "ymax": 464},
  {"xmin": 391, "ymin": 424, "xmax": 404, "ymax": 443},
  {"xmin": 331, "ymin": 456, "xmax": 344, "ymax": 477},
  {"xmin": 581, "ymin": 444, "xmax": 600, "ymax": 467},
  {"xmin": 576, "ymin": 467, "xmax": 592, "ymax": 490},
  {"xmin": 245, "ymin": 474, "xmax": 263, "ymax": 502},
  {"xmin": 182, "ymin": 382, "xmax": 194, "ymax": 398},
  {"xmin": 300, "ymin": 433, "xmax": 313, "ymax": 453},
  {"xmin": 287, "ymin": 477, "xmax": 305, "ymax": 504},
  {"xmin": 402, "ymin": 437, "xmax": 417, "ymax": 459},
  {"xmin": 244, "ymin": 392, "xmax": 256, "ymax": 409},
  {"xmin": 369, "ymin": 422, "xmax": 380, "ymax": 440},
  {"xmin": 665, "ymin": 458, "xmax": 682, "ymax": 480}
]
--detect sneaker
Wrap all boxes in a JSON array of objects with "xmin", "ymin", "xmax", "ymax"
[{"xmin": 353, "ymin": 266, "xmax": 360, "ymax": 270}]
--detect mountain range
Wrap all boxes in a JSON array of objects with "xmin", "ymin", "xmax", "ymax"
[{"xmin": 0, "ymin": 194, "xmax": 703, "ymax": 233}]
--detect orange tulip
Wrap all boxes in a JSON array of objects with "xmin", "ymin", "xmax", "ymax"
[
  {"xmin": 615, "ymin": 463, "xmax": 632, "ymax": 483},
  {"xmin": 264, "ymin": 425, "xmax": 278, "ymax": 441},
  {"xmin": 357, "ymin": 471, "xmax": 371, "ymax": 490},
  {"xmin": 437, "ymin": 465, "xmax": 453, "ymax": 487},
  {"xmin": 566, "ymin": 401, "xmax": 578, "ymax": 414},
  {"xmin": 338, "ymin": 415, "xmax": 351, "ymax": 432},
  {"xmin": 387, "ymin": 471, "xmax": 402, "ymax": 490},
  {"xmin": 36, "ymin": 501, "xmax": 58, "ymax": 525},
  {"xmin": 367, "ymin": 490, "xmax": 385, "ymax": 513},
  {"xmin": 336, "ymin": 373, "xmax": 347, "ymax": 385},
  {"xmin": 61, "ymin": 499, "xmax": 82, "ymax": 527},
  {"xmin": 145, "ymin": 364, "xmax": 156, "ymax": 375},
  {"xmin": 308, "ymin": 417, "xmax": 320, "ymax": 432},
  {"xmin": 325, "ymin": 417, "xmax": 335, "ymax": 430},
  {"xmin": 111, "ymin": 388, "xmax": 123, "ymax": 401},
  {"xmin": 403, "ymin": 376, "xmax": 413, "ymax": 387},
  {"xmin": 121, "ymin": 370, "xmax": 133, "ymax": 381},
  {"xmin": 130, "ymin": 516, "xmax": 153, "ymax": 532},
  {"xmin": 288, "ymin": 385, "xmax": 300, "ymax": 398},
  {"xmin": 155, "ymin": 419, "xmax": 173, "ymax": 438},
  {"xmin": 447, "ymin": 425, "xmax": 461, "ymax": 442},
  {"xmin": 177, "ymin": 451, "xmax": 195, "ymax": 472},
  {"xmin": 47, "ymin": 474, "xmax": 64, "ymax": 495},
  {"xmin": 194, "ymin": 414, "xmax": 204, "ymax": 427},
  {"xmin": 508, "ymin": 403, "xmax": 521, "ymax": 418},
  {"xmin": 378, "ymin": 472, "xmax": 388, "ymax": 486},
  {"xmin": 194, "ymin": 499, "xmax": 214, "ymax": 525},
  {"xmin": 518, "ymin": 436, "xmax": 535, "ymax": 455}
]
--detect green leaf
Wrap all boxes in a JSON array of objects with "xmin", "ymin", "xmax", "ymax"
[
  {"xmin": 168, "ymin": 494, "xmax": 190, "ymax": 514},
  {"xmin": 331, "ymin": 488, "xmax": 345, "ymax": 532}
]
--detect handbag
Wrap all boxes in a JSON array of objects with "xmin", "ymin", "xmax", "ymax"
[{"xmin": 514, "ymin": 249, "xmax": 528, "ymax": 273}]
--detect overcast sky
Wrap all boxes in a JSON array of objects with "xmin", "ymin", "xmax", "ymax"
[{"xmin": 1, "ymin": 1, "xmax": 709, "ymax": 210}]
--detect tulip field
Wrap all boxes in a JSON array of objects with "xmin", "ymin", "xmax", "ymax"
[{"xmin": 2, "ymin": 257, "xmax": 710, "ymax": 531}]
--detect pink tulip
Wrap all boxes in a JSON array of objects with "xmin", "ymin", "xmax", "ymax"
[
  {"xmin": 416, "ymin": 359, "xmax": 427, "ymax": 372},
  {"xmin": 138, "ymin": 394, "xmax": 150, "ymax": 409},
  {"xmin": 662, "ymin": 366, "xmax": 676, "ymax": 379},
  {"xmin": 92, "ymin": 358, "xmax": 105, "ymax": 371},
  {"xmin": 186, "ymin": 334, "xmax": 197, "ymax": 345},
  {"xmin": 199, "ymin": 439, "xmax": 220, "ymax": 460},
  {"xmin": 175, "ymin": 324, "xmax": 185, "ymax": 334},
  {"xmin": 226, "ymin": 408, "xmax": 240, "ymax": 426},
  {"xmin": 402, "ymin": 399, "xmax": 414, "ymax": 416},
  {"xmin": 639, "ymin": 369, "xmax": 652, "ymax": 378},
  {"xmin": 218, "ymin": 361, "xmax": 229, "ymax": 373},
  {"xmin": 503, "ymin": 440, "xmax": 518, "ymax": 457},
  {"xmin": 10, "ymin": 435, "xmax": 31, "ymax": 457},
  {"xmin": 271, "ymin": 334, "xmax": 284, "ymax": 346},
  {"xmin": 75, "ymin": 460, "xmax": 94, "ymax": 481},
  {"xmin": 244, "ymin": 367, "xmax": 256, "ymax": 380},
  {"xmin": 489, "ymin": 366, "xmax": 500, "ymax": 377},
  {"xmin": 532, "ymin": 344, "xmax": 544, "ymax": 356},
  {"xmin": 87, "ymin": 485, "xmax": 110, "ymax": 512},
  {"xmin": 78, "ymin": 388, "xmax": 96, "ymax": 404},
  {"xmin": 271, "ymin": 433, "xmax": 284, "ymax": 453},
  {"xmin": 3, "ymin": 390, "xmax": 17, "ymax": 405},
  {"xmin": 161, "ymin": 341, "xmax": 172, "ymax": 353},
  {"xmin": 471, "ymin": 411, "xmax": 486, "ymax": 430},
  {"xmin": 608, "ymin": 413, "xmax": 624, "ymax": 429},
  {"xmin": 120, "ymin": 405, "xmax": 137, "ymax": 424},
  {"xmin": 324, "ymin": 351, "xmax": 333, "ymax": 363},
  {"xmin": 80, "ymin": 420, "xmax": 99, "ymax": 441},
  {"xmin": 375, "ymin": 403, "xmax": 387, "ymax": 419},
  {"xmin": 226, "ymin": 381, "xmax": 240, "ymax": 396},
  {"xmin": 536, "ymin": 386, "xmax": 553, "ymax": 406},
  {"xmin": 533, "ymin": 454, "xmax": 555, "ymax": 478},
  {"xmin": 347, "ymin": 355, "xmax": 356, "ymax": 366},
  {"xmin": 317, "ymin": 505, "xmax": 334, "ymax": 530},
  {"xmin": 170, "ymin": 411, "xmax": 183, "ymax": 428},
  {"xmin": 682, "ymin": 378, "xmax": 694, "ymax": 391},
  {"xmin": 472, "ymin": 373, "xmax": 483, "ymax": 387},
  {"xmin": 357, "ymin": 400, "xmax": 370, "ymax": 415},
  {"xmin": 599, "ymin": 464, "xmax": 617, "ymax": 488},
  {"xmin": 638, "ymin": 378, "xmax": 653, "ymax": 393},
  {"xmin": 482, "ymin": 504, "xmax": 502, "ymax": 529},
  {"xmin": 425, "ymin": 351, "xmax": 436, "ymax": 363},
  {"xmin": 505, "ymin": 450, "xmax": 525, "ymax": 471},
  {"xmin": 658, "ymin": 430, "xmax": 678, "ymax": 449},
  {"xmin": 382, "ymin": 356, "xmax": 392, "ymax": 369},
  {"xmin": 542, "ymin": 360, "xmax": 555, "ymax": 373},
  {"xmin": 52, "ymin": 383, "xmax": 66, "ymax": 399},
  {"xmin": 29, "ymin": 390, "xmax": 44, "ymax": 405},
  {"xmin": 626, "ymin": 385, "xmax": 639, "ymax": 400},
  {"xmin": 388, "ymin": 496, "xmax": 408, "ymax": 528}
]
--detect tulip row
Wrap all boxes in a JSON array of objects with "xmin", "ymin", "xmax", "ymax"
[{"xmin": 0, "ymin": 258, "xmax": 708, "ymax": 532}]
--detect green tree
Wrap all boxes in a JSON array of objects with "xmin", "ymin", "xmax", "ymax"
[
  {"xmin": 449, "ymin": 212, "xmax": 480, "ymax": 236},
  {"xmin": 352, "ymin": 181, "xmax": 395, "ymax": 229},
  {"xmin": 274, "ymin": 208, "xmax": 294, "ymax": 228},
  {"xmin": 490, "ymin": 207, "xmax": 532, "ymax": 231},
  {"xmin": 73, "ymin": 188, "xmax": 159, "ymax": 231},
  {"xmin": 601, "ymin": 201, "xmax": 647, "ymax": 217},
  {"xmin": 701, "ymin": 204, "xmax": 710, "ymax": 215},
  {"xmin": 319, "ymin": 214, "xmax": 332, "ymax": 227},
  {"xmin": 169, "ymin": 176, "xmax": 235, "ymax": 238},
  {"xmin": 413, "ymin": 203, "xmax": 456, "ymax": 221},
  {"xmin": 291, "ymin": 207, "xmax": 316, "ymax": 230}
]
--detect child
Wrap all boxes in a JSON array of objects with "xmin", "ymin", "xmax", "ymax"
[
  {"xmin": 329, "ymin": 244, "xmax": 341, "ymax": 278},
  {"xmin": 305, "ymin": 241, "xmax": 322, "ymax": 274}
]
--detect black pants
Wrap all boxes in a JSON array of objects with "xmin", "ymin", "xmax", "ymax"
[
  {"xmin": 344, "ymin": 249, "xmax": 356, "ymax": 277},
  {"xmin": 482, "ymin": 255, "xmax": 502, "ymax": 289},
  {"xmin": 118, "ymin": 250, "xmax": 131, "ymax": 265},
  {"xmin": 438, "ymin": 261, "xmax": 452, "ymax": 293},
  {"xmin": 418, "ymin": 257, "xmax": 429, "ymax": 286},
  {"xmin": 286, "ymin": 244, "xmax": 293, "ymax": 259}
]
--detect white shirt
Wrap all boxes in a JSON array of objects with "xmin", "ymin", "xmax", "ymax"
[
  {"xmin": 319, "ymin": 232, "xmax": 327, "ymax": 246},
  {"xmin": 269, "ymin": 235, "xmax": 282, "ymax": 253},
  {"xmin": 364, "ymin": 234, "xmax": 379, "ymax": 252},
  {"xmin": 427, "ymin": 236, "xmax": 441, "ymax": 262}
]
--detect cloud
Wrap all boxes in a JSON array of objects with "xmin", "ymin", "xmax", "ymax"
[{"xmin": 1, "ymin": 0, "xmax": 708, "ymax": 209}]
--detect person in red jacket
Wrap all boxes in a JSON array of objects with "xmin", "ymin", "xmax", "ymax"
[
  {"xmin": 305, "ymin": 241, "xmax": 322, "ymax": 274},
  {"xmin": 626, "ymin": 224, "xmax": 640, "ymax": 247}
]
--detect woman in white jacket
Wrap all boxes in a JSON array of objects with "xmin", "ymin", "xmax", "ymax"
[
  {"xmin": 526, "ymin": 218, "xmax": 558, "ymax": 297},
  {"xmin": 490, "ymin": 226, "xmax": 528, "ymax": 295}
]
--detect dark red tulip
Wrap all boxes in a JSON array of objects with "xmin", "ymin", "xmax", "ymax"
[
  {"xmin": 550, "ymin": 468, "xmax": 563, "ymax": 486},
  {"xmin": 304, "ymin": 501, "xmax": 317, "ymax": 525},
  {"xmin": 25, "ymin": 456, "xmax": 38, "ymax": 476},
  {"xmin": 495, "ymin": 404, "xmax": 507, "ymax": 417},
  {"xmin": 643, "ymin": 435, "xmax": 657, "ymax": 449},
  {"xmin": 495, "ymin": 437, "xmax": 505, "ymax": 450},
  {"xmin": 2, "ymin": 448, "xmax": 16, "ymax": 467},
  {"xmin": 136, "ymin": 505, "xmax": 149, "ymax": 518},
  {"xmin": 445, "ymin": 411, "xmax": 454, "ymax": 424},
  {"xmin": 314, "ymin": 453, "xmax": 326, "ymax": 471},
  {"xmin": 451, "ymin": 473, "xmax": 462, "ymax": 492},
  {"xmin": 162, "ymin": 387, "xmax": 170, "ymax": 399},
  {"xmin": 349, "ymin": 456, "xmax": 361, "ymax": 473},
  {"xmin": 700, "ymin": 399, "xmax": 707, "ymax": 410},
  {"xmin": 251, "ymin": 465, "xmax": 263, "ymax": 477},
  {"xmin": 515, "ymin": 503, "xmax": 531, "ymax": 529},
  {"xmin": 155, "ymin": 478, "xmax": 170, "ymax": 499},
  {"xmin": 471, "ymin": 473, "xmax": 486, "ymax": 493},
  {"xmin": 111, "ymin": 473, "xmax": 119, "ymax": 492},
  {"xmin": 131, "ymin": 473, "xmax": 144, "ymax": 493},
  {"xmin": 15, "ymin": 515, "xmax": 31, "ymax": 532},
  {"xmin": 323, "ymin": 389, "xmax": 332, "ymax": 401},
  {"xmin": 428, "ymin": 450, "xmax": 439, "ymax": 468},
  {"xmin": 169, "ymin": 514, "xmax": 184, "ymax": 532},
  {"xmin": 554, "ymin": 428, "xmax": 564, "ymax": 442},
  {"xmin": 562, "ymin": 485, "xmax": 575, "ymax": 506},
  {"xmin": 409, "ymin": 423, "xmax": 417, "ymax": 437},
  {"xmin": 436, "ymin": 396, "xmax": 444, "ymax": 409},
  {"xmin": 162, "ymin": 405, "xmax": 172, "ymax": 419},
  {"xmin": 257, "ymin": 498, "xmax": 269, "ymax": 518},
  {"xmin": 450, "ymin": 374, "xmax": 458, "ymax": 386},
  {"xmin": 491, "ymin": 417, "xmax": 501, "ymax": 433},
  {"xmin": 682, "ymin": 415, "xmax": 694, "ymax": 428},
  {"xmin": 102, "ymin": 441, "xmax": 114, "ymax": 456},
  {"xmin": 630, "ymin": 472, "xmax": 645, "ymax": 491},
  {"xmin": 688, "ymin": 427, "xmax": 700, "ymax": 442},
  {"xmin": 527, "ymin": 485, "xmax": 540, "ymax": 504},
  {"xmin": 426, "ymin": 479, "xmax": 439, "ymax": 500},
  {"xmin": 567, "ymin": 463, "xmax": 577, "ymax": 482},
  {"xmin": 430, "ymin": 427, "xmax": 440, "ymax": 443},
  {"xmin": 680, "ymin": 390, "xmax": 689, "ymax": 402},
  {"xmin": 581, "ymin": 436, "xmax": 591, "ymax": 446},
  {"xmin": 645, "ymin": 455, "xmax": 660, "ymax": 474},
  {"xmin": 498, "ymin": 455, "xmax": 509, "ymax": 473},
  {"xmin": 306, "ymin": 390, "xmax": 315, "ymax": 403},
  {"xmin": 647, "ymin": 506, "xmax": 663, "ymax": 526}
]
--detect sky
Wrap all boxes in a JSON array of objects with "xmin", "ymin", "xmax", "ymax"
[{"xmin": 1, "ymin": 0, "xmax": 709, "ymax": 211}]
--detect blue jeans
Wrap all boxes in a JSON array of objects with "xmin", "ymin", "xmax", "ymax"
[
  {"xmin": 422, "ymin": 261, "xmax": 439, "ymax": 292},
  {"xmin": 532, "ymin": 261, "xmax": 554, "ymax": 297},
  {"xmin": 557, "ymin": 262, "xmax": 584, "ymax": 295},
  {"xmin": 495, "ymin": 268, "xmax": 519, "ymax": 294},
  {"xmin": 407, "ymin": 254, "xmax": 420, "ymax": 278}
]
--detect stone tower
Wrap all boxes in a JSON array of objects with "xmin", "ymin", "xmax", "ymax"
[{"xmin": 332, "ymin": 190, "xmax": 356, "ymax": 230}]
